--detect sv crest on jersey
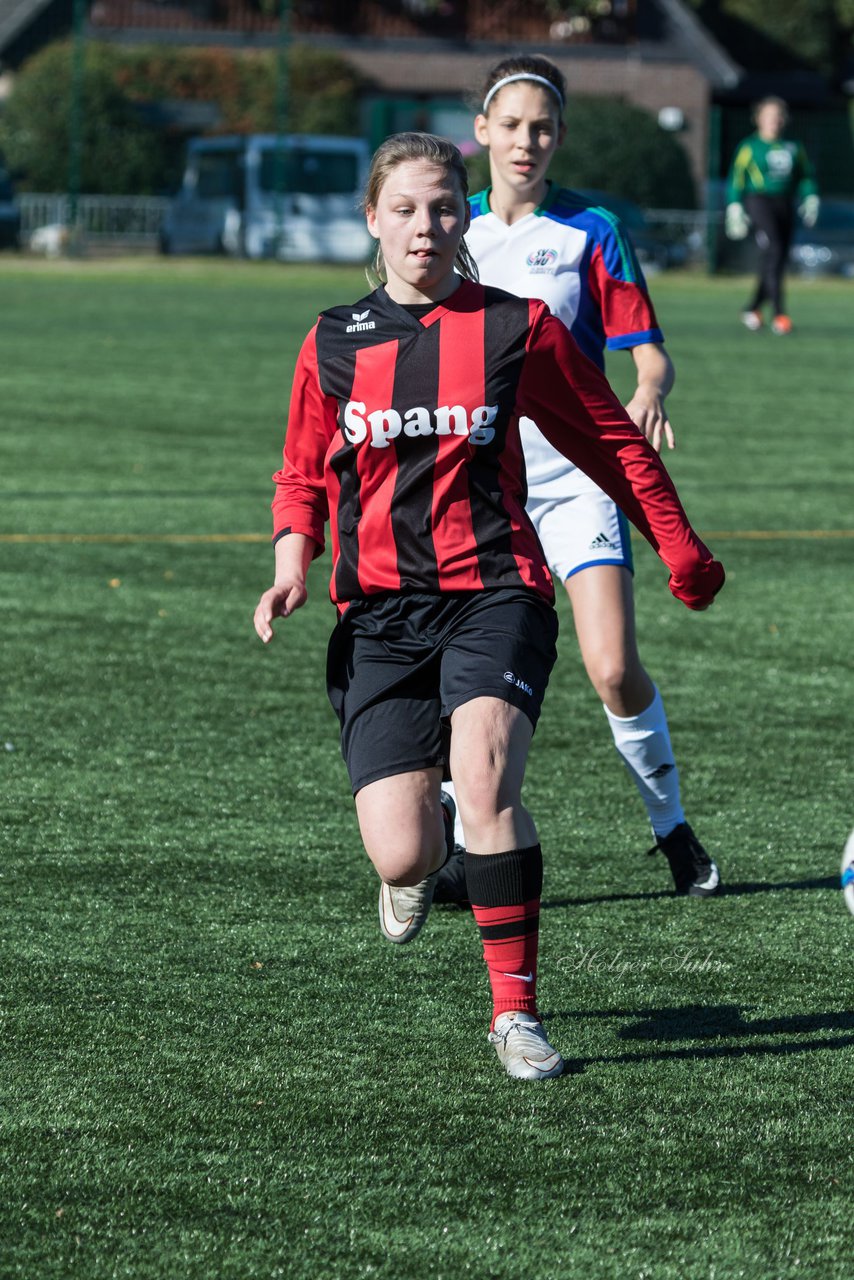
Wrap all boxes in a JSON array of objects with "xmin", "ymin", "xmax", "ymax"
[{"xmin": 526, "ymin": 247, "xmax": 559, "ymax": 274}]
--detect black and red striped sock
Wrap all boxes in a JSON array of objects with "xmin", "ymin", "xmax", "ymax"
[{"xmin": 465, "ymin": 846, "xmax": 542, "ymax": 1027}]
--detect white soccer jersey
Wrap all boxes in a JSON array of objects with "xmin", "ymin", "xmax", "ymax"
[{"xmin": 466, "ymin": 184, "xmax": 664, "ymax": 499}]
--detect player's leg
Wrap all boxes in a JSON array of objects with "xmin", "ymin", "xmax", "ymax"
[
  {"xmin": 566, "ymin": 561, "xmax": 652, "ymax": 714},
  {"xmin": 326, "ymin": 593, "xmax": 452, "ymax": 943},
  {"xmin": 568, "ymin": 561, "xmax": 675, "ymax": 809},
  {"xmin": 356, "ymin": 766, "xmax": 447, "ymax": 886},
  {"xmin": 768, "ymin": 197, "xmax": 795, "ymax": 330},
  {"xmin": 356, "ymin": 767, "xmax": 456, "ymax": 942},
  {"xmin": 744, "ymin": 194, "xmax": 775, "ymax": 315},
  {"xmin": 449, "ymin": 695, "xmax": 562, "ymax": 1079},
  {"xmin": 567, "ymin": 566, "xmax": 719, "ymax": 894},
  {"xmin": 442, "ymin": 590, "xmax": 563, "ymax": 1078},
  {"xmin": 450, "ymin": 695, "xmax": 536, "ymax": 852},
  {"xmin": 540, "ymin": 486, "xmax": 720, "ymax": 896}
]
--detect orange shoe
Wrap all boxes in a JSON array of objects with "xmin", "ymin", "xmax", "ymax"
[{"xmin": 771, "ymin": 314, "xmax": 793, "ymax": 335}]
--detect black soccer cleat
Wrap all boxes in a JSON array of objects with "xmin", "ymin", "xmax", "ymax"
[
  {"xmin": 432, "ymin": 847, "xmax": 470, "ymax": 909},
  {"xmin": 648, "ymin": 822, "xmax": 721, "ymax": 896}
]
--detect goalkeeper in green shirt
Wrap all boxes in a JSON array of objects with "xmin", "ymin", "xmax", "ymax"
[{"xmin": 725, "ymin": 96, "xmax": 819, "ymax": 334}]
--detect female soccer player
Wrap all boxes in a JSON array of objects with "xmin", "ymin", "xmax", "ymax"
[
  {"xmin": 725, "ymin": 95, "xmax": 819, "ymax": 334},
  {"xmin": 437, "ymin": 53, "xmax": 721, "ymax": 906},
  {"xmin": 254, "ymin": 132, "xmax": 724, "ymax": 1080}
]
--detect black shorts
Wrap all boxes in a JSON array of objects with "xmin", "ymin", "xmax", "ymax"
[{"xmin": 326, "ymin": 589, "xmax": 559, "ymax": 795}]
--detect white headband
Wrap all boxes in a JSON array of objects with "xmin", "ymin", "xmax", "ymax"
[{"xmin": 482, "ymin": 73, "xmax": 565, "ymax": 114}]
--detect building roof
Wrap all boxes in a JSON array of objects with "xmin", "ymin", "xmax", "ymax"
[
  {"xmin": 0, "ymin": 0, "xmax": 72, "ymax": 69},
  {"xmin": 640, "ymin": 0, "xmax": 740, "ymax": 88},
  {"xmin": 0, "ymin": 0, "xmax": 742, "ymax": 89},
  {"xmin": 0, "ymin": 0, "xmax": 53, "ymax": 50}
]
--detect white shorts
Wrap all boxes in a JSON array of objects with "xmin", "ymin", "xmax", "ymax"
[{"xmin": 527, "ymin": 478, "xmax": 633, "ymax": 583}]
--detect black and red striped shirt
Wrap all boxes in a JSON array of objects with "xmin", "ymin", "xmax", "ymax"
[{"xmin": 272, "ymin": 280, "xmax": 723, "ymax": 610}]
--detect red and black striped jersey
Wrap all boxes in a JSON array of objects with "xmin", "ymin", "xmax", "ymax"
[{"xmin": 272, "ymin": 280, "xmax": 723, "ymax": 610}]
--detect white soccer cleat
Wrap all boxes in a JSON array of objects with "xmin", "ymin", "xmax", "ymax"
[
  {"xmin": 842, "ymin": 830, "xmax": 854, "ymax": 917},
  {"xmin": 378, "ymin": 790, "xmax": 456, "ymax": 943},
  {"xmin": 379, "ymin": 872, "xmax": 439, "ymax": 944},
  {"xmin": 488, "ymin": 1012, "xmax": 565, "ymax": 1080}
]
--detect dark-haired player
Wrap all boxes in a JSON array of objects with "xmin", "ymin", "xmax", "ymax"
[{"xmin": 437, "ymin": 53, "xmax": 722, "ymax": 905}]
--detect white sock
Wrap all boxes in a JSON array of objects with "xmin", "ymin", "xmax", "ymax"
[
  {"xmin": 603, "ymin": 687, "xmax": 685, "ymax": 839},
  {"xmin": 440, "ymin": 779, "xmax": 465, "ymax": 848}
]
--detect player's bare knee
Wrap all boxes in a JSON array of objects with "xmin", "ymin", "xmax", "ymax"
[
  {"xmin": 455, "ymin": 776, "xmax": 520, "ymax": 847},
  {"xmin": 587, "ymin": 658, "xmax": 630, "ymax": 706},
  {"xmin": 366, "ymin": 835, "xmax": 444, "ymax": 886},
  {"xmin": 381, "ymin": 859, "xmax": 439, "ymax": 887},
  {"xmin": 453, "ymin": 767, "xmax": 499, "ymax": 824}
]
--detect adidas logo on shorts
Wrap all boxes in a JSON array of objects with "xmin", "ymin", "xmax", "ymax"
[{"xmin": 589, "ymin": 531, "xmax": 617, "ymax": 550}]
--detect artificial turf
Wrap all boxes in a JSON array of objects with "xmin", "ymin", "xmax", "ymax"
[{"xmin": 1, "ymin": 259, "xmax": 852, "ymax": 1279}]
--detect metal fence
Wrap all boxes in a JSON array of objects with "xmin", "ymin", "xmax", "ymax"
[
  {"xmin": 19, "ymin": 194, "xmax": 171, "ymax": 247},
  {"xmin": 17, "ymin": 193, "xmax": 719, "ymax": 263},
  {"xmin": 646, "ymin": 208, "xmax": 722, "ymax": 268}
]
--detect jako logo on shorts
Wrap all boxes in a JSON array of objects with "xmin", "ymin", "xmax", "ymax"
[
  {"xmin": 503, "ymin": 671, "xmax": 534, "ymax": 696},
  {"xmin": 343, "ymin": 401, "xmax": 499, "ymax": 449}
]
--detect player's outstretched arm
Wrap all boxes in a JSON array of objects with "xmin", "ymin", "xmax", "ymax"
[
  {"xmin": 626, "ymin": 343, "xmax": 675, "ymax": 452},
  {"xmin": 519, "ymin": 308, "xmax": 724, "ymax": 611},
  {"xmin": 253, "ymin": 532, "xmax": 317, "ymax": 643}
]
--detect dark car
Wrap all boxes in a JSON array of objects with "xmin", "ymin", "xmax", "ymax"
[
  {"xmin": 0, "ymin": 162, "xmax": 21, "ymax": 250},
  {"xmin": 790, "ymin": 198, "xmax": 854, "ymax": 277},
  {"xmin": 575, "ymin": 189, "xmax": 688, "ymax": 271}
]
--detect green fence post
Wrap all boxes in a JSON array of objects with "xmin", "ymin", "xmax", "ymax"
[
  {"xmin": 272, "ymin": 0, "xmax": 291, "ymax": 258},
  {"xmin": 706, "ymin": 103, "xmax": 721, "ymax": 274},
  {"xmin": 67, "ymin": 0, "xmax": 86, "ymax": 250}
]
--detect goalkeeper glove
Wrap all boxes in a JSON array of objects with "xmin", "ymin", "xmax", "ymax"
[
  {"xmin": 725, "ymin": 203, "xmax": 750, "ymax": 240},
  {"xmin": 799, "ymin": 194, "xmax": 820, "ymax": 228}
]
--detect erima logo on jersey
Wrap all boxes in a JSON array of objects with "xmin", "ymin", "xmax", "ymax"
[
  {"xmin": 503, "ymin": 670, "xmax": 533, "ymax": 697},
  {"xmin": 526, "ymin": 247, "xmax": 558, "ymax": 274},
  {"xmin": 346, "ymin": 310, "xmax": 376, "ymax": 333},
  {"xmin": 343, "ymin": 401, "xmax": 498, "ymax": 449}
]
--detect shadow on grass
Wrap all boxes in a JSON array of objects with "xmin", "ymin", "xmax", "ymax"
[
  {"xmin": 617, "ymin": 1005, "xmax": 854, "ymax": 1040},
  {"xmin": 545, "ymin": 1003, "xmax": 854, "ymax": 1073},
  {"xmin": 542, "ymin": 875, "xmax": 837, "ymax": 908}
]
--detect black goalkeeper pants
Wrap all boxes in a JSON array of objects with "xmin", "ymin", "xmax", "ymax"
[{"xmin": 744, "ymin": 193, "xmax": 795, "ymax": 316}]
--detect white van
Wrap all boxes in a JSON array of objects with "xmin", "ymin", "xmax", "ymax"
[{"xmin": 159, "ymin": 134, "xmax": 372, "ymax": 263}]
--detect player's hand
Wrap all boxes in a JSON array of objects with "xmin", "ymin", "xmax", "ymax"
[
  {"xmin": 624, "ymin": 389, "xmax": 675, "ymax": 453},
  {"xmin": 669, "ymin": 559, "xmax": 725, "ymax": 611},
  {"xmin": 253, "ymin": 580, "xmax": 308, "ymax": 643},
  {"xmin": 725, "ymin": 203, "xmax": 750, "ymax": 240},
  {"xmin": 799, "ymin": 194, "xmax": 820, "ymax": 228}
]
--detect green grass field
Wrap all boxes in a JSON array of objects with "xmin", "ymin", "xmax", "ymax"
[{"xmin": 1, "ymin": 259, "xmax": 852, "ymax": 1279}]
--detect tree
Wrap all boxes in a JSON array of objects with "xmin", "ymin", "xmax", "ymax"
[
  {"xmin": 0, "ymin": 43, "xmax": 166, "ymax": 194},
  {"xmin": 684, "ymin": 0, "xmax": 854, "ymax": 82},
  {"xmin": 0, "ymin": 41, "xmax": 368, "ymax": 195}
]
